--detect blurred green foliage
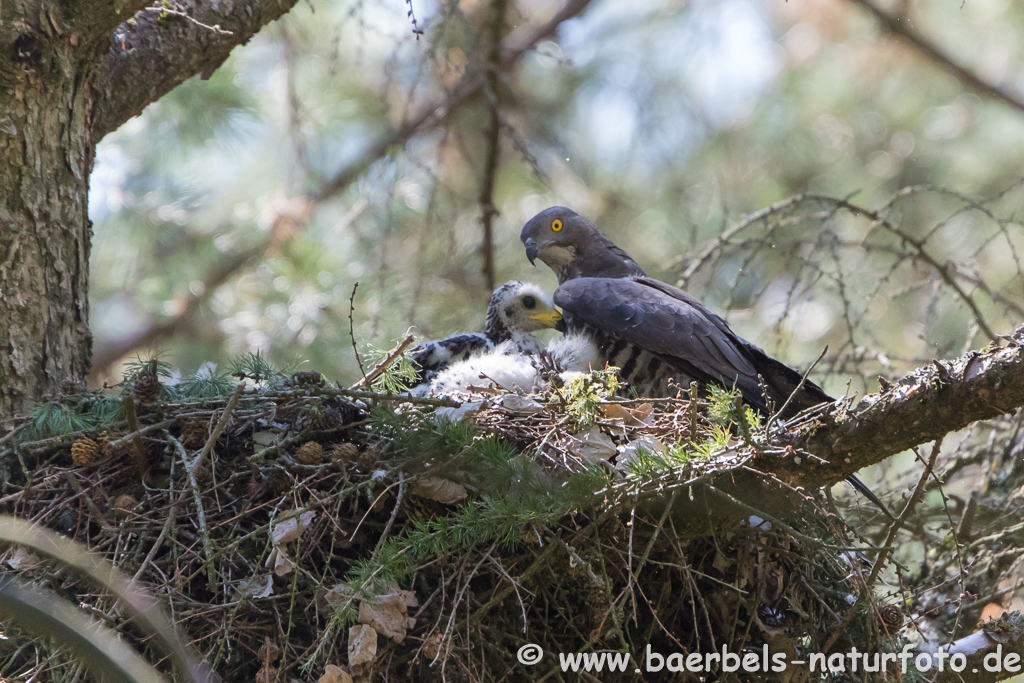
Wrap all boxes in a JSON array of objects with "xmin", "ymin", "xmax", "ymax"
[{"xmin": 88, "ymin": 0, "xmax": 1024, "ymax": 397}]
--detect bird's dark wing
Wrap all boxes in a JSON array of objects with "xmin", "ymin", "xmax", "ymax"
[
  {"xmin": 554, "ymin": 277, "xmax": 832, "ymax": 414},
  {"xmin": 555, "ymin": 278, "xmax": 762, "ymax": 397},
  {"xmin": 408, "ymin": 334, "xmax": 491, "ymax": 383},
  {"xmin": 636, "ymin": 277, "xmax": 833, "ymax": 410}
]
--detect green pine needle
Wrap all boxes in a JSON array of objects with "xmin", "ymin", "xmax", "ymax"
[
  {"xmin": 366, "ymin": 342, "xmax": 420, "ymax": 394},
  {"xmin": 179, "ymin": 363, "xmax": 236, "ymax": 397},
  {"xmin": 229, "ymin": 350, "xmax": 285, "ymax": 383},
  {"xmin": 23, "ymin": 403, "xmax": 96, "ymax": 440}
]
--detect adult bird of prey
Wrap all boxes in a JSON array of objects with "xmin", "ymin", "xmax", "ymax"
[
  {"xmin": 407, "ymin": 280, "xmax": 566, "ymax": 389},
  {"xmin": 520, "ymin": 206, "xmax": 894, "ymax": 519}
]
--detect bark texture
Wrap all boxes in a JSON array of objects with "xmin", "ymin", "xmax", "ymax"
[
  {"xmin": 770, "ymin": 330, "xmax": 1024, "ymax": 488},
  {"xmin": 0, "ymin": 0, "xmax": 300, "ymax": 415}
]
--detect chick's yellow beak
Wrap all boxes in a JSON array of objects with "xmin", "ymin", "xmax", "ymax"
[{"xmin": 528, "ymin": 308, "xmax": 563, "ymax": 330}]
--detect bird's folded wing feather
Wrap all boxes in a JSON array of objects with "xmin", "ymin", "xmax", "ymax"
[{"xmin": 553, "ymin": 277, "xmax": 761, "ymax": 391}]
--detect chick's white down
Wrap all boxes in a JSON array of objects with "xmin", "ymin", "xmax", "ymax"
[
  {"xmin": 429, "ymin": 334, "xmax": 602, "ymax": 395},
  {"xmin": 407, "ymin": 281, "xmax": 564, "ymax": 395}
]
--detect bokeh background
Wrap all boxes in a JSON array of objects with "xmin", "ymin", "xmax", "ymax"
[{"xmin": 87, "ymin": 0, "xmax": 1024, "ymax": 493}]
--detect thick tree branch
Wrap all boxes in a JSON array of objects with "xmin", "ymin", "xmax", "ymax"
[
  {"xmin": 935, "ymin": 612, "xmax": 1024, "ymax": 683},
  {"xmin": 0, "ymin": 0, "xmax": 150, "ymax": 59},
  {"xmin": 848, "ymin": 0, "xmax": 1024, "ymax": 116},
  {"xmin": 769, "ymin": 327, "xmax": 1024, "ymax": 489},
  {"xmin": 91, "ymin": 0, "xmax": 301, "ymax": 140},
  {"xmin": 72, "ymin": 1, "xmax": 152, "ymax": 43}
]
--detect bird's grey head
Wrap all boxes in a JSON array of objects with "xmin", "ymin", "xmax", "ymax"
[
  {"xmin": 485, "ymin": 280, "xmax": 566, "ymax": 345},
  {"xmin": 520, "ymin": 206, "xmax": 646, "ymax": 282},
  {"xmin": 520, "ymin": 207, "xmax": 595, "ymax": 274}
]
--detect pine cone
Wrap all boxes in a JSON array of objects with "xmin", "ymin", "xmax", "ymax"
[
  {"xmin": 296, "ymin": 403, "xmax": 328, "ymax": 431},
  {"xmin": 258, "ymin": 637, "xmax": 280, "ymax": 664},
  {"xmin": 254, "ymin": 665, "xmax": 277, "ymax": 683},
  {"xmin": 113, "ymin": 494, "xmax": 137, "ymax": 519},
  {"xmin": 330, "ymin": 442, "xmax": 359, "ymax": 465},
  {"xmin": 61, "ymin": 375, "xmax": 86, "ymax": 395},
  {"xmin": 71, "ymin": 438, "xmax": 99, "ymax": 467},
  {"xmin": 180, "ymin": 420, "xmax": 208, "ymax": 450},
  {"xmin": 295, "ymin": 441, "xmax": 323, "ymax": 465},
  {"xmin": 878, "ymin": 604, "xmax": 904, "ymax": 631},
  {"xmin": 356, "ymin": 444, "xmax": 381, "ymax": 471},
  {"xmin": 98, "ymin": 430, "xmax": 126, "ymax": 458},
  {"xmin": 133, "ymin": 360, "xmax": 161, "ymax": 404},
  {"xmin": 290, "ymin": 371, "xmax": 324, "ymax": 388}
]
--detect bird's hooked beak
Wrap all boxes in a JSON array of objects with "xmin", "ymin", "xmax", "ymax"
[
  {"xmin": 528, "ymin": 308, "xmax": 563, "ymax": 330},
  {"xmin": 524, "ymin": 237, "xmax": 541, "ymax": 266}
]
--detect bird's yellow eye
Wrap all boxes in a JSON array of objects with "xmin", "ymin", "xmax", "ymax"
[{"xmin": 552, "ymin": 219, "xmax": 563, "ymax": 232}]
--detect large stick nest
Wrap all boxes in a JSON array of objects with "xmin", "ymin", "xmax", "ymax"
[{"xmin": 0, "ymin": 365, "xmax": 910, "ymax": 682}]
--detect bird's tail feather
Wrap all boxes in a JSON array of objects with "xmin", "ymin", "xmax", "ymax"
[{"xmin": 845, "ymin": 475, "xmax": 896, "ymax": 521}]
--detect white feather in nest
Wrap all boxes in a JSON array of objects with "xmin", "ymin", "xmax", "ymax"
[
  {"xmin": 429, "ymin": 334, "xmax": 602, "ymax": 396},
  {"xmin": 546, "ymin": 334, "xmax": 603, "ymax": 373},
  {"xmin": 405, "ymin": 281, "xmax": 563, "ymax": 395},
  {"xmin": 429, "ymin": 342, "xmax": 543, "ymax": 394}
]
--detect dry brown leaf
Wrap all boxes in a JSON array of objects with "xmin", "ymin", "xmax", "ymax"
[
  {"xmin": 348, "ymin": 624, "xmax": 378, "ymax": 667},
  {"xmin": 359, "ymin": 589, "xmax": 419, "ymax": 642},
  {"xmin": 318, "ymin": 664, "xmax": 353, "ymax": 683},
  {"xmin": 321, "ymin": 584, "xmax": 349, "ymax": 607},
  {"xmin": 631, "ymin": 402, "xmax": 655, "ymax": 423},
  {"xmin": 271, "ymin": 509, "xmax": 316, "ymax": 545},
  {"xmin": 412, "ymin": 477, "xmax": 467, "ymax": 504},
  {"xmin": 570, "ymin": 427, "xmax": 617, "ymax": 464},
  {"xmin": 601, "ymin": 402, "xmax": 654, "ymax": 425},
  {"xmin": 6, "ymin": 547, "xmax": 42, "ymax": 571},
  {"xmin": 712, "ymin": 548, "xmax": 733, "ymax": 573},
  {"xmin": 265, "ymin": 509, "xmax": 317, "ymax": 576},
  {"xmin": 423, "ymin": 632, "xmax": 445, "ymax": 661},
  {"xmin": 266, "ymin": 546, "xmax": 294, "ymax": 577},
  {"xmin": 600, "ymin": 403, "xmax": 631, "ymax": 422},
  {"xmin": 236, "ymin": 574, "xmax": 274, "ymax": 599}
]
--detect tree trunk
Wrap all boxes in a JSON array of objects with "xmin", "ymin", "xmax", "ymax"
[
  {"xmin": 0, "ymin": 0, "xmax": 304, "ymax": 416},
  {"xmin": 0, "ymin": 22, "xmax": 95, "ymax": 416}
]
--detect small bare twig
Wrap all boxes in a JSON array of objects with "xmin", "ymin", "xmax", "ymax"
[
  {"xmin": 121, "ymin": 396, "xmax": 149, "ymax": 479},
  {"xmin": 64, "ymin": 471, "xmax": 114, "ymax": 529},
  {"xmin": 820, "ymin": 436, "xmax": 943, "ymax": 654},
  {"xmin": 141, "ymin": 6, "xmax": 232, "ymax": 35},
  {"xmin": 193, "ymin": 383, "xmax": 245, "ymax": 472},
  {"xmin": 348, "ymin": 282, "xmax": 367, "ymax": 384},
  {"xmin": 349, "ymin": 334, "xmax": 416, "ymax": 390},
  {"xmin": 848, "ymin": 0, "xmax": 1024, "ymax": 117},
  {"xmin": 767, "ymin": 345, "xmax": 828, "ymax": 433},
  {"xmin": 372, "ymin": 473, "xmax": 406, "ymax": 559},
  {"xmin": 0, "ymin": 424, "xmax": 27, "ymax": 448},
  {"xmin": 170, "ymin": 434, "xmax": 218, "ymax": 591}
]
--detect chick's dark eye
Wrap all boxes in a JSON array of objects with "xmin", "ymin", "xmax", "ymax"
[{"xmin": 522, "ymin": 295, "xmax": 536, "ymax": 309}]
